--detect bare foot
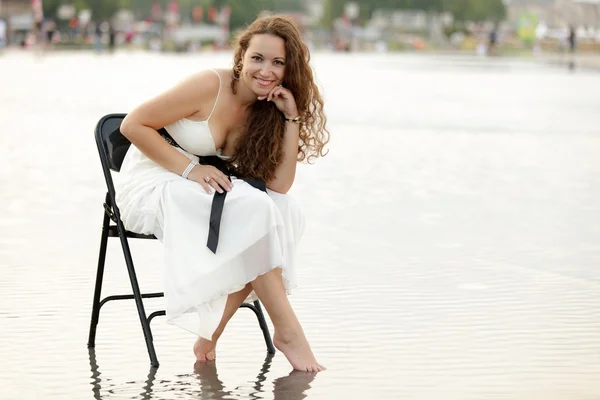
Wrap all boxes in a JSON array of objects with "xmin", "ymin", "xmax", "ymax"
[
  {"xmin": 193, "ymin": 337, "xmax": 217, "ymax": 362},
  {"xmin": 273, "ymin": 331, "xmax": 325, "ymax": 372}
]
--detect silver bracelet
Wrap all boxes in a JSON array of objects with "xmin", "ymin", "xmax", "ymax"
[{"xmin": 181, "ymin": 160, "xmax": 197, "ymax": 179}]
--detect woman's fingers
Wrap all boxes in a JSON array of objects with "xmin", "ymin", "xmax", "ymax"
[
  {"xmin": 268, "ymin": 86, "xmax": 283, "ymax": 102},
  {"xmin": 192, "ymin": 166, "xmax": 232, "ymax": 194},
  {"xmin": 213, "ymin": 176, "xmax": 232, "ymax": 191},
  {"xmin": 208, "ymin": 178, "xmax": 224, "ymax": 194},
  {"xmin": 203, "ymin": 167, "xmax": 231, "ymax": 194},
  {"xmin": 209, "ymin": 167, "xmax": 231, "ymax": 191},
  {"xmin": 215, "ymin": 169, "xmax": 232, "ymax": 188},
  {"xmin": 199, "ymin": 180, "xmax": 212, "ymax": 194},
  {"xmin": 259, "ymin": 86, "xmax": 277, "ymax": 101}
]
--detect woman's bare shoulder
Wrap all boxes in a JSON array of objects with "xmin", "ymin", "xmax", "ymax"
[
  {"xmin": 177, "ymin": 69, "xmax": 221, "ymax": 98},
  {"xmin": 123, "ymin": 69, "xmax": 223, "ymax": 130},
  {"xmin": 209, "ymin": 68, "xmax": 232, "ymax": 77}
]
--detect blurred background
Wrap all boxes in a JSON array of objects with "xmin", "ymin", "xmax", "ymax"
[
  {"xmin": 0, "ymin": 0, "xmax": 599, "ymax": 62},
  {"xmin": 2, "ymin": 1, "xmax": 600, "ymax": 400}
]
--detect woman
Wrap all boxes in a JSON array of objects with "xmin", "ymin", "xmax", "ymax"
[{"xmin": 117, "ymin": 15, "xmax": 329, "ymax": 373}]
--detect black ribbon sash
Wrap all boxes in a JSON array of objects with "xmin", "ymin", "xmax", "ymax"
[{"xmin": 158, "ymin": 127, "xmax": 266, "ymax": 254}]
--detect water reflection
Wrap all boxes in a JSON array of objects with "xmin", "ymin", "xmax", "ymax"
[
  {"xmin": 270, "ymin": 370, "xmax": 316, "ymax": 400},
  {"xmin": 89, "ymin": 349, "xmax": 316, "ymax": 399}
]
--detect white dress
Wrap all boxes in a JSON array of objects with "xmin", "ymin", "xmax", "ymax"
[{"xmin": 115, "ymin": 70, "xmax": 305, "ymax": 340}]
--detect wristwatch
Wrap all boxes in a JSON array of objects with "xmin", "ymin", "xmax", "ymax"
[{"xmin": 285, "ymin": 115, "xmax": 302, "ymax": 124}]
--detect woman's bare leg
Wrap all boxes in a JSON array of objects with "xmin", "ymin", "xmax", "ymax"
[
  {"xmin": 250, "ymin": 268, "xmax": 325, "ymax": 372},
  {"xmin": 194, "ymin": 283, "xmax": 253, "ymax": 361}
]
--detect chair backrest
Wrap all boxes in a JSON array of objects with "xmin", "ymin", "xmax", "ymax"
[{"xmin": 95, "ymin": 113, "xmax": 131, "ymax": 172}]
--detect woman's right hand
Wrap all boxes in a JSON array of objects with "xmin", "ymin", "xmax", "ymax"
[{"xmin": 187, "ymin": 165, "xmax": 232, "ymax": 194}]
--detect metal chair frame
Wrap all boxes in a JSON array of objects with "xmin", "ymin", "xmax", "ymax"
[{"xmin": 87, "ymin": 113, "xmax": 275, "ymax": 367}]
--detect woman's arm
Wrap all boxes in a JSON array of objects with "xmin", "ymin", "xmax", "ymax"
[
  {"xmin": 120, "ymin": 70, "xmax": 217, "ymax": 174},
  {"xmin": 259, "ymin": 85, "xmax": 301, "ymax": 194},
  {"xmin": 120, "ymin": 70, "xmax": 231, "ymax": 193},
  {"xmin": 267, "ymin": 121, "xmax": 300, "ymax": 193}
]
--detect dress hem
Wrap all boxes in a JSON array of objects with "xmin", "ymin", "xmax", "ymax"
[{"xmin": 165, "ymin": 264, "xmax": 297, "ymax": 339}]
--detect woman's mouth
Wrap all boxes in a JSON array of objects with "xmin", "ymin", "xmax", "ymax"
[{"xmin": 255, "ymin": 77, "xmax": 274, "ymax": 87}]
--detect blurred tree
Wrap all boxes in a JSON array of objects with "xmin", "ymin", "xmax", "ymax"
[
  {"xmin": 321, "ymin": 0, "xmax": 505, "ymax": 25},
  {"xmin": 213, "ymin": 0, "xmax": 308, "ymax": 31},
  {"xmin": 87, "ymin": 0, "xmax": 122, "ymax": 20},
  {"xmin": 43, "ymin": 0, "xmax": 132, "ymax": 20},
  {"xmin": 453, "ymin": 0, "xmax": 506, "ymax": 22},
  {"xmin": 274, "ymin": 0, "xmax": 305, "ymax": 12},
  {"xmin": 41, "ymin": 0, "xmax": 304, "ymax": 27},
  {"xmin": 42, "ymin": 0, "xmax": 61, "ymax": 18},
  {"xmin": 44, "ymin": 0, "xmax": 502, "ymax": 30},
  {"xmin": 321, "ymin": 0, "xmax": 347, "ymax": 28}
]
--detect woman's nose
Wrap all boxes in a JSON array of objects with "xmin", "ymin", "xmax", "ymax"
[{"xmin": 260, "ymin": 65, "xmax": 273, "ymax": 76}]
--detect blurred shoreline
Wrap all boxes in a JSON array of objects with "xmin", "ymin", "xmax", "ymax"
[{"xmin": 2, "ymin": 45, "xmax": 598, "ymax": 72}]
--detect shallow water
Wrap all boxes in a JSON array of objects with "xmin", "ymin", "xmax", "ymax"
[{"xmin": 1, "ymin": 49, "xmax": 600, "ymax": 399}]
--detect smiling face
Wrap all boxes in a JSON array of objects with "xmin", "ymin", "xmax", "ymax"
[{"xmin": 240, "ymin": 33, "xmax": 286, "ymax": 96}]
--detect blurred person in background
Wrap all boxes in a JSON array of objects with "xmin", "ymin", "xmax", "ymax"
[
  {"xmin": 108, "ymin": 22, "xmax": 116, "ymax": 53},
  {"xmin": 94, "ymin": 21, "xmax": 102, "ymax": 52},
  {"xmin": 117, "ymin": 15, "xmax": 330, "ymax": 372},
  {"xmin": 568, "ymin": 25, "xmax": 577, "ymax": 70},
  {"xmin": 488, "ymin": 23, "xmax": 498, "ymax": 56},
  {"xmin": 568, "ymin": 25, "xmax": 577, "ymax": 53},
  {"xmin": 45, "ymin": 19, "xmax": 57, "ymax": 45},
  {"xmin": 0, "ymin": 18, "xmax": 6, "ymax": 51}
]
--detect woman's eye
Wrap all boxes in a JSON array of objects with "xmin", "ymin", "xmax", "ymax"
[
  {"xmin": 252, "ymin": 56, "xmax": 261, "ymax": 61},
  {"xmin": 275, "ymin": 60, "xmax": 285, "ymax": 66}
]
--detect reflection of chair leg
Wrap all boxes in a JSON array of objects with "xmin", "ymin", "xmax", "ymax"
[
  {"xmin": 141, "ymin": 366, "xmax": 158, "ymax": 400},
  {"xmin": 253, "ymin": 352, "xmax": 275, "ymax": 394},
  {"xmin": 89, "ymin": 347, "xmax": 158, "ymax": 400},
  {"xmin": 88, "ymin": 348, "xmax": 102, "ymax": 400},
  {"xmin": 253, "ymin": 352, "xmax": 316, "ymax": 400}
]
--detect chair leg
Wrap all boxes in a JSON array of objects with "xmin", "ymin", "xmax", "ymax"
[
  {"xmin": 116, "ymin": 220, "xmax": 160, "ymax": 367},
  {"xmin": 88, "ymin": 210, "xmax": 111, "ymax": 348},
  {"xmin": 253, "ymin": 300, "xmax": 276, "ymax": 354}
]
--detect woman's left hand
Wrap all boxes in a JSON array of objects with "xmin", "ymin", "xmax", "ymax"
[{"xmin": 258, "ymin": 85, "xmax": 298, "ymax": 118}]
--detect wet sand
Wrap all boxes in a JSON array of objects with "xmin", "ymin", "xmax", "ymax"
[{"xmin": 1, "ymin": 50, "xmax": 600, "ymax": 399}]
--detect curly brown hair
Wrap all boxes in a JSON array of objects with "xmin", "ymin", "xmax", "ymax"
[{"xmin": 229, "ymin": 15, "xmax": 329, "ymax": 182}]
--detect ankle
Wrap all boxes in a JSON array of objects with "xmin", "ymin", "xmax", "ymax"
[
  {"xmin": 274, "ymin": 327, "xmax": 304, "ymax": 345},
  {"xmin": 211, "ymin": 331, "xmax": 222, "ymax": 342}
]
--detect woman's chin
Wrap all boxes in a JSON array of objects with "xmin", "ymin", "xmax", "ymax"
[
  {"xmin": 252, "ymin": 89, "xmax": 271, "ymax": 99},
  {"xmin": 254, "ymin": 85, "xmax": 273, "ymax": 94}
]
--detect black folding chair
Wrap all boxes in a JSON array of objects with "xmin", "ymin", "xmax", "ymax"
[{"xmin": 87, "ymin": 113, "xmax": 275, "ymax": 367}]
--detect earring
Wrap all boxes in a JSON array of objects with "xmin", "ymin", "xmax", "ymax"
[{"xmin": 233, "ymin": 62, "xmax": 243, "ymax": 80}]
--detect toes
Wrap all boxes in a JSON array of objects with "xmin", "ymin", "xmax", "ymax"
[
  {"xmin": 298, "ymin": 364, "xmax": 325, "ymax": 373},
  {"xmin": 309, "ymin": 364, "xmax": 325, "ymax": 372},
  {"xmin": 196, "ymin": 353, "xmax": 207, "ymax": 362}
]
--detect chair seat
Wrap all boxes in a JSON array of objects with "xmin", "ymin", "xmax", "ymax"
[{"xmin": 107, "ymin": 226, "xmax": 156, "ymax": 239}]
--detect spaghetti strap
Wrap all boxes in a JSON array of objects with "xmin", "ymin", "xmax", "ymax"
[{"xmin": 207, "ymin": 69, "xmax": 221, "ymax": 121}]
